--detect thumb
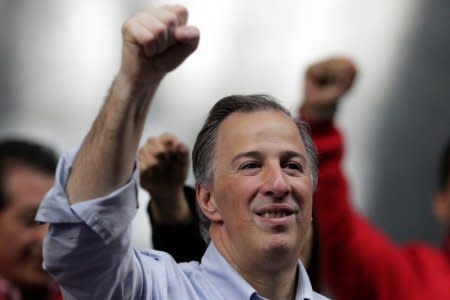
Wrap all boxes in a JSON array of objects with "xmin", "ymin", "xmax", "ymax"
[{"xmin": 175, "ymin": 26, "xmax": 200, "ymax": 44}]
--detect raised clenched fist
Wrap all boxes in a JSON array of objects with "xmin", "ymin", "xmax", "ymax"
[{"xmin": 302, "ymin": 57, "xmax": 357, "ymax": 120}]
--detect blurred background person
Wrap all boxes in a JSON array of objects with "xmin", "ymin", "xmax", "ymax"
[
  {"xmin": 301, "ymin": 58, "xmax": 450, "ymax": 299},
  {"xmin": 140, "ymin": 133, "xmax": 206, "ymax": 263},
  {"xmin": 0, "ymin": 139, "xmax": 61, "ymax": 300}
]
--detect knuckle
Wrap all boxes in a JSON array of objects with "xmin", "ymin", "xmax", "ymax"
[
  {"xmin": 173, "ymin": 4, "xmax": 188, "ymax": 15},
  {"xmin": 121, "ymin": 19, "xmax": 134, "ymax": 36},
  {"xmin": 165, "ymin": 12, "xmax": 178, "ymax": 27},
  {"xmin": 135, "ymin": 11, "xmax": 148, "ymax": 20},
  {"xmin": 152, "ymin": 24, "xmax": 167, "ymax": 37}
]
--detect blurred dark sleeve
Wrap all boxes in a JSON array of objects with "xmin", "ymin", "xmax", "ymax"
[{"xmin": 148, "ymin": 186, "xmax": 207, "ymax": 262}]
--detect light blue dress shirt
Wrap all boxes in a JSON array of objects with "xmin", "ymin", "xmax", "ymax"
[{"xmin": 36, "ymin": 150, "xmax": 328, "ymax": 300}]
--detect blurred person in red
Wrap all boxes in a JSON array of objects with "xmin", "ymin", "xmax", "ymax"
[
  {"xmin": 0, "ymin": 140, "xmax": 61, "ymax": 300},
  {"xmin": 301, "ymin": 57, "xmax": 450, "ymax": 299}
]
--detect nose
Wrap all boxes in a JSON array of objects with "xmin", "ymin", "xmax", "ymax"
[{"xmin": 260, "ymin": 163, "xmax": 291, "ymax": 199}]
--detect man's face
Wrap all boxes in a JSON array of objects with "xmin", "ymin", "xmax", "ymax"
[
  {"xmin": 207, "ymin": 110, "xmax": 313, "ymax": 270},
  {"xmin": 0, "ymin": 163, "xmax": 53, "ymax": 288}
]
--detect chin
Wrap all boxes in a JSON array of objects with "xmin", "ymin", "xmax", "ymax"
[
  {"xmin": 261, "ymin": 243, "xmax": 298, "ymax": 273},
  {"xmin": 263, "ymin": 233, "xmax": 298, "ymax": 257}
]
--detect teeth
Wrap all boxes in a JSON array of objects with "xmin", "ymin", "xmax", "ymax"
[{"xmin": 262, "ymin": 211, "xmax": 289, "ymax": 218}]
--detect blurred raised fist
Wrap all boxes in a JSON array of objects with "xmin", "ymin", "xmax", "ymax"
[
  {"xmin": 302, "ymin": 57, "xmax": 357, "ymax": 120},
  {"xmin": 139, "ymin": 133, "xmax": 189, "ymax": 200}
]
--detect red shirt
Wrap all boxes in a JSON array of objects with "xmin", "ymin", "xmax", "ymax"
[
  {"xmin": 310, "ymin": 120, "xmax": 450, "ymax": 299},
  {"xmin": 0, "ymin": 276, "xmax": 61, "ymax": 300}
]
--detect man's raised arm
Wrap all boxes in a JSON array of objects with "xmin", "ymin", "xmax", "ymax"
[
  {"xmin": 67, "ymin": 5, "xmax": 199, "ymax": 204},
  {"xmin": 35, "ymin": 6, "xmax": 199, "ymax": 299}
]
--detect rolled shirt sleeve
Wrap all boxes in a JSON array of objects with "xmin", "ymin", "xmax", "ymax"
[{"xmin": 36, "ymin": 149, "xmax": 143, "ymax": 299}]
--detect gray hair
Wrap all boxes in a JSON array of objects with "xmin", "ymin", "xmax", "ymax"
[{"xmin": 192, "ymin": 94, "xmax": 318, "ymax": 242}]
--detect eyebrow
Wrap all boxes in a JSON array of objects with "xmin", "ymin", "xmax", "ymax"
[
  {"xmin": 231, "ymin": 150, "xmax": 307, "ymax": 164},
  {"xmin": 231, "ymin": 151, "xmax": 263, "ymax": 165},
  {"xmin": 280, "ymin": 150, "xmax": 308, "ymax": 164}
]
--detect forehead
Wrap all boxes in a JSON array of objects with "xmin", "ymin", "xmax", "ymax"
[
  {"xmin": 3, "ymin": 163, "xmax": 54, "ymax": 209},
  {"xmin": 215, "ymin": 110, "xmax": 305, "ymax": 157}
]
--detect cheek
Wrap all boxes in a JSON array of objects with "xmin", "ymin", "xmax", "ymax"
[
  {"xmin": 0, "ymin": 221, "xmax": 33, "ymax": 249},
  {"xmin": 5, "ymin": 230, "xmax": 28, "ymax": 251},
  {"xmin": 233, "ymin": 176, "xmax": 262, "ymax": 196},
  {"xmin": 219, "ymin": 175, "xmax": 260, "ymax": 204},
  {"xmin": 0, "ymin": 218, "xmax": 18, "ymax": 240},
  {"xmin": 217, "ymin": 180, "xmax": 258, "ymax": 228},
  {"xmin": 293, "ymin": 179, "xmax": 313, "ymax": 201},
  {"xmin": 231, "ymin": 180, "xmax": 260, "ymax": 214},
  {"xmin": 0, "ymin": 234, "xmax": 24, "ymax": 262}
]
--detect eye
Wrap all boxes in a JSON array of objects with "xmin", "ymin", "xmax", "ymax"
[
  {"xmin": 240, "ymin": 161, "xmax": 261, "ymax": 170},
  {"xmin": 283, "ymin": 161, "xmax": 305, "ymax": 175},
  {"xmin": 238, "ymin": 161, "xmax": 262, "ymax": 175}
]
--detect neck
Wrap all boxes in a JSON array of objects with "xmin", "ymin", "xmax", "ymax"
[
  {"xmin": 211, "ymin": 229, "xmax": 300, "ymax": 300},
  {"xmin": 241, "ymin": 264, "xmax": 299, "ymax": 300}
]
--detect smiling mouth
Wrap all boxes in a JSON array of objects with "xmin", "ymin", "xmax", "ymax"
[
  {"xmin": 257, "ymin": 211, "xmax": 293, "ymax": 218},
  {"xmin": 255, "ymin": 203, "xmax": 298, "ymax": 219}
]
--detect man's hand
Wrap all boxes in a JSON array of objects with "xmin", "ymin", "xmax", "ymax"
[
  {"xmin": 139, "ymin": 133, "xmax": 189, "ymax": 198},
  {"xmin": 301, "ymin": 57, "xmax": 357, "ymax": 121},
  {"xmin": 139, "ymin": 133, "xmax": 192, "ymax": 225},
  {"xmin": 118, "ymin": 5, "xmax": 200, "ymax": 86}
]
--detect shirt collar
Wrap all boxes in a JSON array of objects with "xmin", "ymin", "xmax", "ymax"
[{"xmin": 200, "ymin": 242, "xmax": 314, "ymax": 300}]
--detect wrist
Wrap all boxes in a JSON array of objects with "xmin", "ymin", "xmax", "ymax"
[
  {"xmin": 149, "ymin": 188, "xmax": 193, "ymax": 225},
  {"xmin": 300, "ymin": 102, "xmax": 337, "ymax": 122}
]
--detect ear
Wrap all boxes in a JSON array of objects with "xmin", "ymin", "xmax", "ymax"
[
  {"xmin": 433, "ymin": 190, "xmax": 450, "ymax": 226},
  {"xmin": 196, "ymin": 184, "xmax": 222, "ymax": 222}
]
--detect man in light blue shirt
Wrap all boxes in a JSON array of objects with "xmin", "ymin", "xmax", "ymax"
[{"xmin": 36, "ymin": 4, "xmax": 328, "ymax": 300}]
